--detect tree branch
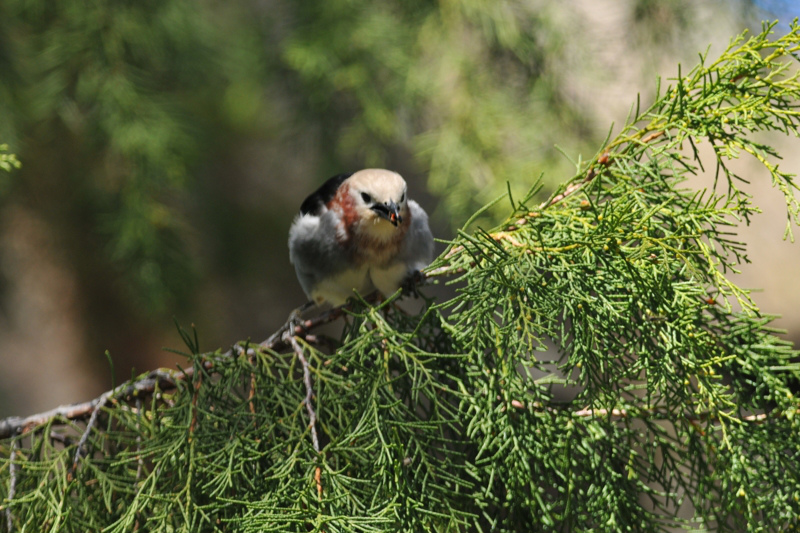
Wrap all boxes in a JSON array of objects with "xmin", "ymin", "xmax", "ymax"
[
  {"xmin": 0, "ymin": 369, "xmax": 183, "ymax": 438},
  {"xmin": 0, "ymin": 299, "xmax": 357, "ymax": 439}
]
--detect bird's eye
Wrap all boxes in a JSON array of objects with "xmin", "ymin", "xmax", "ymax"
[{"xmin": 360, "ymin": 192, "xmax": 372, "ymax": 203}]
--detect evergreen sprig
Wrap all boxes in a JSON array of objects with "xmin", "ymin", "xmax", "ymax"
[
  {"xmin": 2, "ymin": 21, "xmax": 800, "ymax": 533},
  {"xmin": 0, "ymin": 145, "xmax": 20, "ymax": 198},
  {"xmin": 0, "ymin": 145, "xmax": 20, "ymax": 174}
]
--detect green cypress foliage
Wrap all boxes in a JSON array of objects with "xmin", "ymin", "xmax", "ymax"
[
  {"xmin": 2, "ymin": 21, "xmax": 800, "ymax": 532},
  {"xmin": 0, "ymin": 145, "xmax": 20, "ymax": 200}
]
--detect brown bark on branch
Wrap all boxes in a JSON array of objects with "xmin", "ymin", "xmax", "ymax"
[{"xmin": 0, "ymin": 299, "xmax": 353, "ymax": 439}]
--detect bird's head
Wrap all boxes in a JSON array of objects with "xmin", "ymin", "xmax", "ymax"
[{"xmin": 347, "ymin": 169, "xmax": 409, "ymax": 229}]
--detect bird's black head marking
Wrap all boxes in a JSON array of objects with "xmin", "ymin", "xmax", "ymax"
[{"xmin": 300, "ymin": 172, "xmax": 354, "ymax": 216}]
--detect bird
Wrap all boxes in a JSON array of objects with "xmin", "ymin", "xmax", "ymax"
[{"xmin": 288, "ymin": 169, "xmax": 434, "ymax": 307}]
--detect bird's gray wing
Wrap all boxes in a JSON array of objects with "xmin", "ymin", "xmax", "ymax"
[
  {"xmin": 288, "ymin": 210, "xmax": 349, "ymax": 298},
  {"xmin": 401, "ymin": 200, "xmax": 435, "ymax": 271}
]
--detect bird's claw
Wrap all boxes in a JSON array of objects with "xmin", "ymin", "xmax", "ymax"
[
  {"xmin": 263, "ymin": 302, "xmax": 313, "ymax": 348},
  {"xmin": 286, "ymin": 310, "xmax": 304, "ymax": 337},
  {"xmin": 287, "ymin": 301, "xmax": 314, "ymax": 336},
  {"xmin": 400, "ymin": 270, "xmax": 425, "ymax": 298}
]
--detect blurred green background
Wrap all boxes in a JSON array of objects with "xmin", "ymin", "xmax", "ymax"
[{"xmin": 0, "ymin": 0, "xmax": 797, "ymax": 417}]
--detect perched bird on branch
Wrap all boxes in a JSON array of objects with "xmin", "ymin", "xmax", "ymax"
[{"xmin": 289, "ymin": 169, "xmax": 434, "ymax": 306}]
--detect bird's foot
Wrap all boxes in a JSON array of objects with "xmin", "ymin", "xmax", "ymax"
[
  {"xmin": 400, "ymin": 270, "xmax": 425, "ymax": 298},
  {"xmin": 263, "ymin": 301, "xmax": 314, "ymax": 348},
  {"xmin": 287, "ymin": 301, "xmax": 314, "ymax": 335}
]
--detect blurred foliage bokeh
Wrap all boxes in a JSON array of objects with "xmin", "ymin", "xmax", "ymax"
[{"xmin": 0, "ymin": 0, "xmax": 797, "ymax": 415}]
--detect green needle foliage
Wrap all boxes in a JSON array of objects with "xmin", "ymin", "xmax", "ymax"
[
  {"xmin": 3, "ymin": 21, "xmax": 800, "ymax": 532},
  {"xmin": 0, "ymin": 145, "xmax": 20, "ymax": 197},
  {"xmin": 0, "ymin": 145, "xmax": 19, "ymax": 174}
]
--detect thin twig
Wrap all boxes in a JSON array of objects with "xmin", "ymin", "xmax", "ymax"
[
  {"xmin": 287, "ymin": 330, "xmax": 323, "ymax": 498},
  {"xmin": 296, "ymin": 307, "xmax": 346, "ymax": 337},
  {"xmin": 288, "ymin": 334, "xmax": 320, "ymax": 453},
  {"xmin": 70, "ymin": 390, "xmax": 112, "ymax": 479},
  {"xmin": 135, "ymin": 398, "xmax": 143, "ymax": 484},
  {"xmin": 540, "ymin": 151, "xmax": 611, "ymax": 210},
  {"xmin": 6, "ymin": 435, "xmax": 17, "ymax": 532}
]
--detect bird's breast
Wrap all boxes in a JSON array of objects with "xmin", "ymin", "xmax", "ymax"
[{"xmin": 350, "ymin": 223, "xmax": 407, "ymax": 267}]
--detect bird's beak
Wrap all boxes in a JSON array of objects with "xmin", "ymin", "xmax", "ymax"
[{"xmin": 371, "ymin": 201, "xmax": 402, "ymax": 227}]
